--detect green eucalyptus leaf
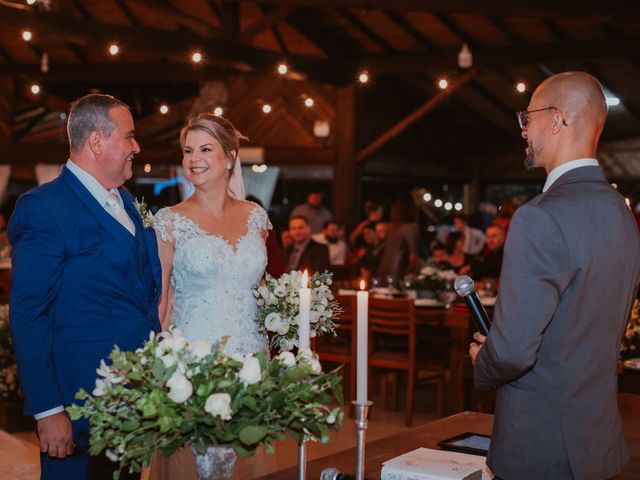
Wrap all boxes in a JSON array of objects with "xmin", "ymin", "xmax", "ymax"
[{"xmin": 238, "ymin": 425, "xmax": 268, "ymax": 446}]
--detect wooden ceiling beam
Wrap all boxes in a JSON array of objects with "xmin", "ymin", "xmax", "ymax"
[
  {"xmin": 223, "ymin": 0, "xmax": 635, "ymax": 20},
  {"xmin": 337, "ymin": 9, "xmax": 394, "ymax": 53},
  {"xmin": 384, "ymin": 11, "xmax": 438, "ymax": 52},
  {"xmin": 240, "ymin": 5, "xmax": 297, "ymax": 42},
  {"xmin": 0, "ymin": 6, "xmax": 347, "ymax": 83},
  {"xmin": 365, "ymin": 38, "xmax": 640, "ymax": 75},
  {"xmin": 356, "ymin": 68, "xmax": 477, "ymax": 162}
]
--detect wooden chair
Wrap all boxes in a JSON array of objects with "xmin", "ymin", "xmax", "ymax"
[
  {"xmin": 313, "ymin": 294, "xmax": 357, "ymax": 403},
  {"xmin": 368, "ymin": 297, "xmax": 445, "ymax": 426}
]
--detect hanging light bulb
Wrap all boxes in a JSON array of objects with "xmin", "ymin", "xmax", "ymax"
[
  {"xmin": 457, "ymin": 43, "xmax": 473, "ymax": 69},
  {"xmin": 262, "ymin": 104, "xmax": 272, "ymax": 114},
  {"xmin": 277, "ymin": 63, "xmax": 288, "ymax": 75},
  {"xmin": 304, "ymin": 97, "xmax": 314, "ymax": 108},
  {"xmin": 438, "ymin": 79, "xmax": 448, "ymax": 90},
  {"xmin": 191, "ymin": 52, "xmax": 202, "ymax": 63},
  {"xmin": 159, "ymin": 105, "xmax": 169, "ymax": 115},
  {"xmin": 22, "ymin": 30, "xmax": 32, "ymax": 41},
  {"xmin": 213, "ymin": 106, "xmax": 223, "ymax": 117},
  {"xmin": 516, "ymin": 82, "xmax": 526, "ymax": 93},
  {"xmin": 109, "ymin": 44, "xmax": 119, "ymax": 56},
  {"xmin": 30, "ymin": 84, "xmax": 41, "ymax": 95},
  {"xmin": 358, "ymin": 71, "xmax": 369, "ymax": 84}
]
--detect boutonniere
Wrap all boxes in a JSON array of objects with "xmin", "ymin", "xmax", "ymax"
[{"xmin": 134, "ymin": 198, "xmax": 154, "ymax": 228}]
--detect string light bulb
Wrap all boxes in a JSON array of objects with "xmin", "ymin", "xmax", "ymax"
[
  {"xmin": 277, "ymin": 63, "xmax": 288, "ymax": 75},
  {"xmin": 109, "ymin": 44, "xmax": 119, "ymax": 56},
  {"xmin": 159, "ymin": 104, "xmax": 169, "ymax": 115},
  {"xmin": 22, "ymin": 30, "xmax": 32, "ymax": 41},
  {"xmin": 434, "ymin": 199, "xmax": 443, "ymax": 208},
  {"xmin": 438, "ymin": 79, "xmax": 448, "ymax": 90},
  {"xmin": 191, "ymin": 52, "xmax": 202, "ymax": 63},
  {"xmin": 516, "ymin": 82, "xmax": 526, "ymax": 93},
  {"xmin": 454, "ymin": 202, "xmax": 463, "ymax": 211},
  {"xmin": 358, "ymin": 71, "xmax": 369, "ymax": 84},
  {"xmin": 144, "ymin": 164, "xmax": 152, "ymax": 173},
  {"xmin": 262, "ymin": 104, "xmax": 272, "ymax": 114},
  {"xmin": 30, "ymin": 84, "xmax": 40, "ymax": 95},
  {"xmin": 213, "ymin": 106, "xmax": 223, "ymax": 117},
  {"xmin": 444, "ymin": 202, "xmax": 453, "ymax": 211},
  {"xmin": 304, "ymin": 98, "xmax": 314, "ymax": 108},
  {"xmin": 422, "ymin": 192, "xmax": 432, "ymax": 202}
]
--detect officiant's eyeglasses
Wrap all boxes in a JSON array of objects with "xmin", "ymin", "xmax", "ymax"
[{"xmin": 516, "ymin": 107, "xmax": 568, "ymax": 130}]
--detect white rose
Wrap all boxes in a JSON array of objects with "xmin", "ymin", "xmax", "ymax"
[
  {"xmin": 257, "ymin": 299, "xmax": 265, "ymax": 307},
  {"xmin": 238, "ymin": 356, "xmax": 262, "ymax": 385},
  {"xmin": 105, "ymin": 449, "xmax": 119, "ymax": 462},
  {"xmin": 297, "ymin": 348, "xmax": 322, "ymax": 374},
  {"xmin": 161, "ymin": 353, "xmax": 178, "ymax": 368},
  {"xmin": 188, "ymin": 339, "xmax": 211, "ymax": 359},
  {"xmin": 273, "ymin": 285, "xmax": 286, "ymax": 297},
  {"xmin": 268, "ymin": 293, "xmax": 278, "ymax": 305},
  {"xmin": 166, "ymin": 370, "xmax": 193, "ymax": 403},
  {"xmin": 93, "ymin": 379, "xmax": 107, "ymax": 397},
  {"xmin": 276, "ymin": 351, "xmax": 296, "ymax": 367},
  {"xmin": 231, "ymin": 352, "xmax": 245, "ymax": 362},
  {"xmin": 258, "ymin": 285, "xmax": 270, "ymax": 300},
  {"xmin": 277, "ymin": 321, "xmax": 290, "ymax": 335},
  {"xmin": 310, "ymin": 311, "xmax": 321, "ymax": 323},
  {"xmin": 264, "ymin": 312, "xmax": 283, "ymax": 332},
  {"xmin": 204, "ymin": 393, "xmax": 233, "ymax": 420}
]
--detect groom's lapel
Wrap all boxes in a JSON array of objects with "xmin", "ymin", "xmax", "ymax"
[
  {"xmin": 60, "ymin": 167, "xmax": 137, "ymax": 266},
  {"xmin": 120, "ymin": 190, "xmax": 162, "ymax": 292}
]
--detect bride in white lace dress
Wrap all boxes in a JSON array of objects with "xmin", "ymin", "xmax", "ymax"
[
  {"xmin": 150, "ymin": 114, "xmax": 270, "ymax": 480},
  {"xmin": 154, "ymin": 114, "xmax": 270, "ymax": 355}
]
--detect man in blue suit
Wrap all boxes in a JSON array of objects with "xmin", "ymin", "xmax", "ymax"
[{"xmin": 9, "ymin": 94, "xmax": 162, "ymax": 479}]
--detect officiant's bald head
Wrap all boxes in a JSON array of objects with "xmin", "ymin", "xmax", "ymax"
[{"xmin": 522, "ymin": 71, "xmax": 608, "ymax": 173}]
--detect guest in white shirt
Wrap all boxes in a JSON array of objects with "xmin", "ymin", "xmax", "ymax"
[{"xmin": 312, "ymin": 220, "xmax": 349, "ymax": 266}]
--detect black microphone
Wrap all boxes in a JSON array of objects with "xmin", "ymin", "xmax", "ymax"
[{"xmin": 454, "ymin": 275, "xmax": 491, "ymax": 336}]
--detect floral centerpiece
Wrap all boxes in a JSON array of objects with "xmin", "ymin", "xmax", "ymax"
[
  {"xmin": 415, "ymin": 265, "xmax": 458, "ymax": 293},
  {"xmin": 622, "ymin": 299, "xmax": 640, "ymax": 359},
  {"xmin": 0, "ymin": 305, "xmax": 21, "ymax": 404},
  {"xmin": 252, "ymin": 270, "xmax": 341, "ymax": 352},
  {"xmin": 68, "ymin": 328, "xmax": 343, "ymax": 480}
]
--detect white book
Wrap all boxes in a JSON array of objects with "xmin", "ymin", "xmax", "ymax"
[{"xmin": 381, "ymin": 447, "xmax": 484, "ymax": 480}]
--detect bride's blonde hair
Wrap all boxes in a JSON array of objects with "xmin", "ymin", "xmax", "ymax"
[{"xmin": 180, "ymin": 114, "xmax": 248, "ymax": 172}]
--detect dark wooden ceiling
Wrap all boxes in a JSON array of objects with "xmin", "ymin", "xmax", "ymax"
[{"xmin": 1, "ymin": 0, "xmax": 640, "ymax": 180}]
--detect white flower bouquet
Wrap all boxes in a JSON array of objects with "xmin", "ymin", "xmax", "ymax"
[
  {"xmin": 68, "ymin": 328, "xmax": 343, "ymax": 479},
  {"xmin": 252, "ymin": 270, "xmax": 341, "ymax": 352},
  {"xmin": 416, "ymin": 265, "xmax": 458, "ymax": 291}
]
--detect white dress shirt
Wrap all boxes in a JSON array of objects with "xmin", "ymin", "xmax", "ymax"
[
  {"xmin": 34, "ymin": 161, "xmax": 134, "ymax": 421},
  {"xmin": 543, "ymin": 158, "xmax": 599, "ymax": 192}
]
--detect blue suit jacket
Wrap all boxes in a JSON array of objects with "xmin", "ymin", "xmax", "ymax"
[{"xmin": 9, "ymin": 167, "xmax": 161, "ymax": 416}]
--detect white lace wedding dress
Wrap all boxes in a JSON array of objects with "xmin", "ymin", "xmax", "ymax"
[{"xmin": 154, "ymin": 204, "xmax": 270, "ymax": 355}]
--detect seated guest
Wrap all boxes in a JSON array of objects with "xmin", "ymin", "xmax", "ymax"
[
  {"xmin": 290, "ymin": 191, "xmax": 333, "ymax": 234},
  {"xmin": 313, "ymin": 221, "xmax": 349, "ymax": 265},
  {"xmin": 281, "ymin": 228, "xmax": 293, "ymax": 250},
  {"xmin": 349, "ymin": 200, "xmax": 383, "ymax": 248},
  {"xmin": 285, "ymin": 215, "xmax": 330, "ymax": 274},
  {"xmin": 356, "ymin": 224, "xmax": 386, "ymax": 280},
  {"xmin": 462, "ymin": 224, "xmax": 505, "ymax": 279},
  {"xmin": 429, "ymin": 242, "xmax": 453, "ymax": 270},
  {"xmin": 453, "ymin": 213, "xmax": 485, "ymax": 255},
  {"xmin": 444, "ymin": 231, "xmax": 471, "ymax": 273}
]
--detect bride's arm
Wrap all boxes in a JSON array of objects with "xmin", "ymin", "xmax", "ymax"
[{"xmin": 157, "ymin": 236, "xmax": 175, "ymax": 331}]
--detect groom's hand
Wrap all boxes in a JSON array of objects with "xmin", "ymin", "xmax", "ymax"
[{"xmin": 37, "ymin": 412, "xmax": 75, "ymax": 458}]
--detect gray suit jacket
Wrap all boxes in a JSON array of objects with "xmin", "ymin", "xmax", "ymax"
[{"xmin": 475, "ymin": 166, "xmax": 640, "ymax": 480}]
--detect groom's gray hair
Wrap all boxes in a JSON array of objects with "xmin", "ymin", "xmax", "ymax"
[{"xmin": 67, "ymin": 94, "xmax": 130, "ymax": 153}]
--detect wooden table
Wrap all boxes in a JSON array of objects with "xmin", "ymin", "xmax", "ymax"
[
  {"xmin": 257, "ymin": 411, "xmax": 492, "ymax": 479},
  {"xmin": 415, "ymin": 307, "xmax": 472, "ymax": 414}
]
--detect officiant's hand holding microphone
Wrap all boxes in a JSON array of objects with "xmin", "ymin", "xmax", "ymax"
[{"xmin": 454, "ymin": 275, "xmax": 491, "ymax": 365}]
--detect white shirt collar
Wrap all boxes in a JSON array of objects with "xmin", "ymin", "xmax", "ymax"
[
  {"xmin": 543, "ymin": 158, "xmax": 599, "ymax": 192},
  {"xmin": 66, "ymin": 159, "xmax": 123, "ymax": 207}
]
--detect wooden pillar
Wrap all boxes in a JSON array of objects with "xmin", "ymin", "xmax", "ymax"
[
  {"xmin": 0, "ymin": 79, "xmax": 13, "ymax": 148},
  {"xmin": 333, "ymin": 84, "xmax": 356, "ymax": 229}
]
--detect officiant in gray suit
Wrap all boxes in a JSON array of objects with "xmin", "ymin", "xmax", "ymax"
[{"xmin": 470, "ymin": 72, "xmax": 640, "ymax": 480}]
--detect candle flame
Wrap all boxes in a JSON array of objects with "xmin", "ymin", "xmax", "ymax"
[
  {"xmin": 360, "ymin": 279, "xmax": 366, "ymax": 290},
  {"xmin": 302, "ymin": 270, "xmax": 308, "ymax": 288}
]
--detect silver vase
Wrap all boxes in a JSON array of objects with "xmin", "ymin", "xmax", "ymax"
[{"xmin": 190, "ymin": 445, "xmax": 237, "ymax": 480}]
